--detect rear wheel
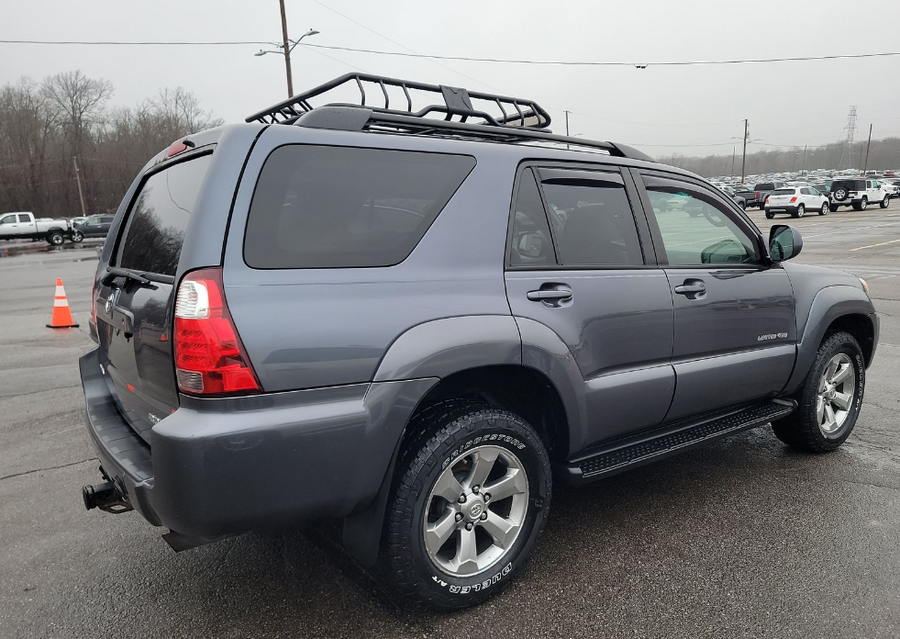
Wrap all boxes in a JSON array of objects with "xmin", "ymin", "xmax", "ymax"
[
  {"xmin": 383, "ymin": 400, "xmax": 551, "ymax": 610},
  {"xmin": 772, "ymin": 331, "xmax": 865, "ymax": 452},
  {"xmin": 765, "ymin": 210, "xmax": 775, "ymax": 219},
  {"xmin": 819, "ymin": 203, "xmax": 828, "ymax": 216},
  {"xmin": 830, "ymin": 204, "xmax": 839, "ymax": 212},
  {"xmin": 880, "ymin": 196, "xmax": 890, "ymax": 209},
  {"xmin": 793, "ymin": 204, "xmax": 805, "ymax": 218},
  {"xmin": 46, "ymin": 232, "xmax": 64, "ymax": 246}
]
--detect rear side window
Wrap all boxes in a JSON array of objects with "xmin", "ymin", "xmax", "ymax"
[
  {"xmin": 244, "ymin": 146, "xmax": 476, "ymax": 269},
  {"xmin": 118, "ymin": 154, "xmax": 212, "ymax": 276},
  {"xmin": 540, "ymin": 177, "xmax": 643, "ymax": 266}
]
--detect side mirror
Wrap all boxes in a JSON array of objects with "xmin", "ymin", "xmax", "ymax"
[{"xmin": 769, "ymin": 225, "xmax": 803, "ymax": 262}]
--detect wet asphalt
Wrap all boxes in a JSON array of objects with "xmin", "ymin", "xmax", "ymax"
[{"xmin": 1, "ymin": 208, "xmax": 899, "ymax": 638}]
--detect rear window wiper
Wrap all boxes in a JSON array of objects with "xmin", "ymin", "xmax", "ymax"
[{"xmin": 102, "ymin": 266, "xmax": 169, "ymax": 286}]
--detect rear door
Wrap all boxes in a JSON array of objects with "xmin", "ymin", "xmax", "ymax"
[
  {"xmin": 96, "ymin": 152, "xmax": 213, "ymax": 443},
  {"xmin": 634, "ymin": 171, "xmax": 796, "ymax": 422},
  {"xmin": 505, "ymin": 164, "xmax": 675, "ymax": 449}
]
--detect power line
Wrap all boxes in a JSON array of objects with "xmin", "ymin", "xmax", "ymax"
[{"xmin": 1, "ymin": 39, "xmax": 898, "ymax": 67}]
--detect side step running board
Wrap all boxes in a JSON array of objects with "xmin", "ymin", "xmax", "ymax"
[{"xmin": 561, "ymin": 399, "xmax": 796, "ymax": 484}]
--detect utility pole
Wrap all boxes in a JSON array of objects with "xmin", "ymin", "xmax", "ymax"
[
  {"xmin": 731, "ymin": 147, "xmax": 736, "ymax": 180},
  {"xmin": 565, "ymin": 110, "xmax": 570, "ymax": 149},
  {"xmin": 741, "ymin": 119, "xmax": 749, "ymax": 184},
  {"xmin": 863, "ymin": 123, "xmax": 873, "ymax": 174},
  {"xmin": 278, "ymin": 0, "xmax": 294, "ymax": 98},
  {"xmin": 802, "ymin": 145, "xmax": 807, "ymax": 175},
  {"xmin": 72, "ymin": 157, "xmax": 87, "ymax": 218}
]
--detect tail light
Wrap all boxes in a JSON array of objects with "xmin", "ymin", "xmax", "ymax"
[
  {"xmin": 91, "ymin": 279, "xmax": 97, "ymax": 326},
  {"xmin": 765, "ymin": 198, "xmax": 769, "ymax": 205},
  {"xmin": 755, "ymin": 191, "xmax": 760, "ymax": 199},
  {"xmin": 790, "ymin": 196, "xmax": 798, "ymax": 203},
  {"xmin": 173, "ymin": 268, "xmax": 260, "ymax": 396}
]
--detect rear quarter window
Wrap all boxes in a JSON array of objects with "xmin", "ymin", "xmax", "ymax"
[{"xmin": 243, "ymin": 145, "xmax": 476, "ymax": 269}]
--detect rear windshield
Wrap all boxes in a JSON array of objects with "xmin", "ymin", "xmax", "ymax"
[
  {"xmin": 833, "ymin": 180, "xmax": 864, "ymax": 190},
  {"xmin": 243, "ymin": 145, "xmax": 476, "ymax": 269},
  {"xmin": 118, "ymin": 154, "xmax": 212, "ymax": 276},
  {"xmin": 771, "ymin": 189, "xmax": 795, "ymax": 196},
  {"xmin": 755, "ymin": 183, "xmax": 776, "ymax": 190}
]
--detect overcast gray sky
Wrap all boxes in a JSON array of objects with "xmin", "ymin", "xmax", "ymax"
[{"xmin": 2, "ymin": 0, "xmax": 899, "ymax": 157}]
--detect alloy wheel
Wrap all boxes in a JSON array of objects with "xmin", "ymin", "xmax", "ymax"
[
  {"xmin": 423, "ymin": 444, "xmax": 529, "ymax": 577},
  {"xmin": 816, "ymin": 353, "xmax": 856, "ymax": 435}
]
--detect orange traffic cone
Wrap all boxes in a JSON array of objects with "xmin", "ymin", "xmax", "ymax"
[{"xmin": 47, "ymin": 278, "xmax": 79, "ymax": 329}]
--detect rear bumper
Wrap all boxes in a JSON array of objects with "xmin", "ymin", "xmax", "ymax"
[
  {"xmin": 765, "ymin": 205, "xmax": 800, "ymax": 213},
  {"xmin": 79, "ymin": 347, "xmax": 437, "ymax": 537}
]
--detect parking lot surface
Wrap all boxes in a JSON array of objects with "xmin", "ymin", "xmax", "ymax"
[{"xmin": 1, "ymin": 208, "xmax": 899, "ymax": 638}]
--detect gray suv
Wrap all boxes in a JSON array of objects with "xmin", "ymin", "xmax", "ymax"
[{"xmin": 79, "ymin": 74, "xmax": 879, "ymax": 610}]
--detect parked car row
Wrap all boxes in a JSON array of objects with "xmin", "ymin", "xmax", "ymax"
[{"xmin": 0, "ymin": 212, "xmax": 114, "ymax": 244}]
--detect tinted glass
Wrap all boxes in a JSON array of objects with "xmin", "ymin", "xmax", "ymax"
[
  {"xmin": 755, "ymin": 183, "xmax": 775, "ymax": 190},
  {"xmin": 0, "ymin": 215, "xmax": 15, "ymax": 224},
  {"xmin": 772, "ymin": 189, "xmax": 795, "ymax": 196},
  {"xmin": 509, "ymin": 169, "xmax": 556, "ymax": 267},
  {"xmin": 17, "ymin": 214, "xmax": 30, "ymax": 223},
  {"xmin": 645, "ymin": 183, "xmax": 758, "ymax": 266},
  {"xmin": 244, "ymin": 146, "xmax": 475, "ymax": 269},
  {"xmin": 538, "ymin": 177, "xmax": 642, "ymax": 266},
  {"xmin": 118, "ymin": 154, "xmax": 212, "ymax": 276}
]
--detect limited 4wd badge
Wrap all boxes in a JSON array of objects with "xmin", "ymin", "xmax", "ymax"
[{"xmin": 758, "ymin": 332, "xmax": 788, "ymax": 342}]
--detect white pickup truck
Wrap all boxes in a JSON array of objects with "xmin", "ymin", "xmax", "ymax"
[{"xmin": 0, "ymin": 212, "xmax": 80, "ymax": 245}]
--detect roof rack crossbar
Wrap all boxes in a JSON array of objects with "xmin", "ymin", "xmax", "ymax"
[{"xmin": 246, "ymin": 72, "xmax": 552, "ymax": 130}]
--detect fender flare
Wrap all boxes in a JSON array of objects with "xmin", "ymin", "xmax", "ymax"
[
  {"xmin": 784, "ymin": 285, "xmax": 876, "ymax": 394},
  {"xmin": 373, "ymin": 315, "xmax": 521, "ymax": 382}
]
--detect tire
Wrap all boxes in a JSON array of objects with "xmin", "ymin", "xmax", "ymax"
[
  {"xmin": 738, "ymin": 200, "xmax": 746, "ymax": 210},
  {"xmin": 793, "ymin": 204, "xmax": 805, "ymax": 218},
  {"xmin": 880, "ymin": 197, "xmax": 890, "ymax": 209},
  {"xmin": 819, "ymin": 203, "xmax": 828, "ymax": 216},
  {"xmin": 833, "ymin": 187, "xmax": 848, "ymax": 201},
  {"xmin": 46, "ymin": 232, "xmax": 64, "ymax": 246},
  {"xmin": 71, "ymin": 231, "xmax": 84, "ymax": 243},
  {"xmin": 830, "ymin": 204, "xmax": 839, "ymax": 212},
  {"xmin": 765, "ymin": 210, "xmax": 775, "ymax": 219},
  {"xmin": 383, "ymin": 400, "xmax": 551, "ymax": 610},
  {"xmin": 860, "ymin": 197, "xmax": 868, "ymax": 210},
  {"xmin": 772, "ymin": 331, "xmax": 865, "ymax": 453}
]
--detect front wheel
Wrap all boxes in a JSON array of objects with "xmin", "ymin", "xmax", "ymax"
[
  {"xmin": 819, "ymin": 203, "xmax": 828, "ymax": 216},
  {"xmin": 772, "ymin": 331, "xmax": 865, "ymax": 452},
  {"xmin": 383, "ymin": 400, "xmax": 551, "ymax": 610},
  {"xmin": 71, "ymin": 231, "xmax": 84, "ymax": 243},
  {"xmin": 880, "ymin": 197, "xmax": 890, "ymax": 209}
]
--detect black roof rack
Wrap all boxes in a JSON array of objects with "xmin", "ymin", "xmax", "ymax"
[{"xmin": 246, "ymin": 73, "xmax": 655, "ymax": 163}]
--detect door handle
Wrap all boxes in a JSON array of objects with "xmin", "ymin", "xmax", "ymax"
[
  {"xmin": 674, "ymin": 279, "xmax": 706, "ymax": 298},
  {"xmin": 527, "ymin": 288, "xmax": 573, "ymax": 302}
]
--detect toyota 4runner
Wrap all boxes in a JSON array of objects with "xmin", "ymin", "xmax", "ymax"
[{"xmin": 79, "ymin": 73, "xmax": 879, "ymax": 610}]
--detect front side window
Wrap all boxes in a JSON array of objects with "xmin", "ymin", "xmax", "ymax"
[
  {"xmin": 244, "ymin": 146, "xmax": 475, "ymax": 269},
  {"xmin": 0, "ymin": 214, "xmax": 16, "ymax": 225},
  {"xmin": 539, "ymin": 174, "xmax": 643, "ymax": 266},
  {"xmin": 644, "ymin": 179, "xmax": 758, "ymax": 266}
]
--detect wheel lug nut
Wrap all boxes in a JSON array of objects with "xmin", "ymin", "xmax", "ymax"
[
  {"xmin": 455, "ymin": 512, "xmax": 463, "ymax": 522},
  {"xmin": 465, "ymin": 522, "xmax": 473, "ymax": 531},
  {"xmin": 472, "ymin": 485, "xmax": 480, "ymax": 494},
  {"xmin": 480, "ymin": 511, "xmax": 488, "ymax": 520},
  {"xmin": 483, "ymin": 493, "xmax": 491, "ymax": 502},
  {"xmin": 458, "ymin": 494, "xmax": 467, "ymax": 504}
]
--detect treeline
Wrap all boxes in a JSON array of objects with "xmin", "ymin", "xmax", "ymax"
[
  {"xmin": 665, "ymin": 137, "xmax": 900, "ymax": 178},
  {"xmin": 0, "ymin": 71, "xmax": 222, "ymax": 219}
]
